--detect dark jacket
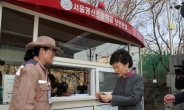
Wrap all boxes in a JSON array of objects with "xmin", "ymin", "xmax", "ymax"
[
  {"xmin": 174, "ymin": 92, "xmax": 184, "ymax": 105},
  {"xmin": 111, "ymin": 73, "xmax": 144, "ymax": 110}
]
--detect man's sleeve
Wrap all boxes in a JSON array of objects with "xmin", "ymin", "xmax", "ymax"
[
  {"xmin": 17, "ymin": 64, "xmax": 39, "ymax": 110},
  {"xmin": 173, "ymin": 92, "xmax": 184, "ymax": 105},
  {"xmin": 111, "ymin": 76, "xmax": 144, "ymax": 106}
]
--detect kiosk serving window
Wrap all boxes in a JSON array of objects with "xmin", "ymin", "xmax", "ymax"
[
  {"xmin": 99, "ymin": 72, "xmax": 118, "ymax": 92},
  {"xmin": 96, "ymin": 68, "xmax": 118, "ymax": 94},
  {"xmin": 49, "ymin": 63, "xmax": 96, "ymax": 97}
]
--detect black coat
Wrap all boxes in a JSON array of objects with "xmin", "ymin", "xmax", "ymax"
[{"xmin": 111, "ymin": 73, "xmax": 144, "ymax": 110}]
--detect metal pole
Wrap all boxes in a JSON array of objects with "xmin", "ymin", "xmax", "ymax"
[
  {"xmin": 95, "ymin": 54, "xmax": 98, "ymax": 62},
  {"xmin": 89, "ymin": 48, "xmax": 92, "ymax": 61},
  {"xmin": 166, "ymin": 0, "xmax": 173, "ymax": 95},
  {"xmin": 166, "ymin": 0, "xmax": 174, "ymax": 55}
]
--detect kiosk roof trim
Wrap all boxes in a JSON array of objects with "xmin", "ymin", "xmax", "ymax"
[{"xmin": 8, "ymin": 0, "xmax": 145, "ymax": 47}]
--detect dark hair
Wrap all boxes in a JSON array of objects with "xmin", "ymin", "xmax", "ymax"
[
  {"xmin": 110, "ymin": 49, "xmax": 133, "ymax": 68},
  {"xmin": 24, "ymin": 47, "xmax": 49, "ymax": 61},
  {"xmin": 48, "ymin": 73, "xmax": 56, "ymax": 83},
  {"xmin": 0, "ymin": 59, "xmax": 5, "ymax": 65},
  {"xmin": 24, "ymin": 49, "xmax": 34, "ymax": 61},
  {"xmin": 61, "ymin": 82, "xmax": 68, "ymax": 88}
]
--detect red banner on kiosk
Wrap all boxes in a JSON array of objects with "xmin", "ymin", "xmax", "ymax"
[
  {"xmin": 17, "ymin": 0, "xmax": 145, "ymax": 46},
  {"xmin": 18, "ymin": 0, "xmax": 127, "ymax": 31}
]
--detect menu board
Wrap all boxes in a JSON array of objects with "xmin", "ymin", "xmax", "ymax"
[{"xmin": 3, "ymin": 75, "xmax": 15, "ymax": 102}]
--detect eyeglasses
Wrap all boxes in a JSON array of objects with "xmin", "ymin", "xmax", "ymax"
[{"xmin": 48, "ymin": 48, "xmax": 56, "ymax": 54}]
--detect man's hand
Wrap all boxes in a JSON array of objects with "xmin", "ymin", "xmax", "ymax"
[
  {"xmin": 52, "ymin": 87, "xmax": 58, "ymax": 93},
  {"xmin": 62, "ymin": 92, "xmax": 71, "ymax": 96},
  {"xmin": 164, "ymin": 94, "xmax": 175, "ymax": 104},
  {"xmin": 62, "ymin": 88, "xmax": 71, "ymax": 96}
]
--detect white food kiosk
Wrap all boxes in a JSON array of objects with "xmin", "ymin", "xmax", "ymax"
[{"xmin": 0, "ymin": 0, "xmax": 145, "ymax": 110}]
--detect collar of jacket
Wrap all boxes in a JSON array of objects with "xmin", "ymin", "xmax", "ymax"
[
  {"xmin": 122, "ymin": 70, "xmax": 135, "ymax": 78},
  {"xmin": 33, "ymin": 56, "xmax": 47, "ymax": 70}
]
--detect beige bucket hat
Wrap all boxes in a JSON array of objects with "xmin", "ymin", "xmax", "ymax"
[{"xmin": 25, "ymin": 36, "xmax": 63, "ymax": 54}]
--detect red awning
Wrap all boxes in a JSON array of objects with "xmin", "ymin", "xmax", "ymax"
[{"xmin": 6, "ymin": 0, "xmax": 145, "ymax": 47}]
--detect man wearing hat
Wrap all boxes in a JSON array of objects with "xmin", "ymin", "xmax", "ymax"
[{"xmin": 9, "ymin": 36, "xmax": 63, "ymax": 110}]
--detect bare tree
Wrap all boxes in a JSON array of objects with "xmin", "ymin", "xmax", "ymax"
[
  {"xmin": 170, "ymin": 8, "xmax": 184, "ymax": 54},
  {"xmin": 142, "ymin": 0, "xmax": 184, "ymax": 71},
  {"xmin": 141, "ymin": 0, "xmax": 170, "ymax": 72},
  {"xmin": 81, "ymin": 0, "xmax": 153, "ymax": 22},
  {"xmin": 82, "ymin": 0, "xmax": 100, "ymax": 6}
]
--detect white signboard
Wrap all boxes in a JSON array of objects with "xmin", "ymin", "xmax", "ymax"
[{"xmin": 3, "ymin": 75, "xmax": 15, "ymax": 102}]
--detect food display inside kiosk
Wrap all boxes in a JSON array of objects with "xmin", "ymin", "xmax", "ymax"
[{"xmin": 49, "ymin": 65, "xmax": 90, "ymax": 97}]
